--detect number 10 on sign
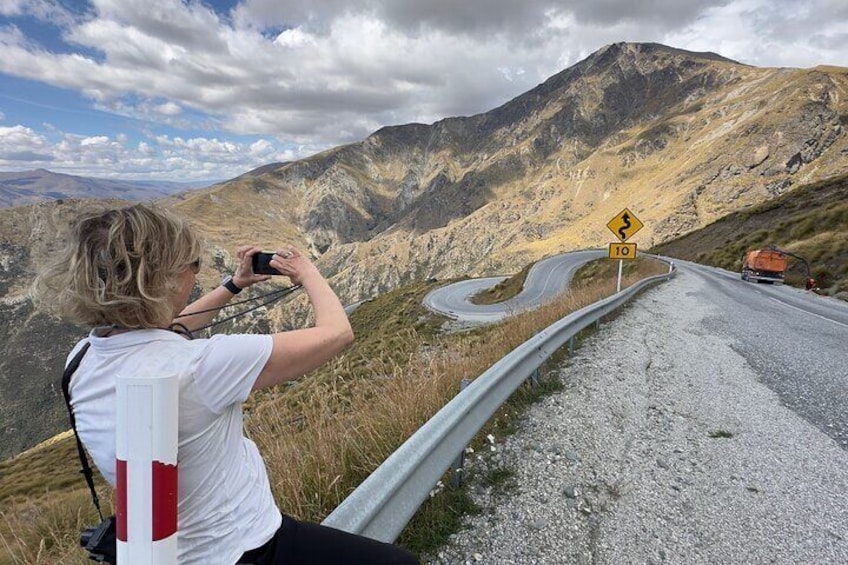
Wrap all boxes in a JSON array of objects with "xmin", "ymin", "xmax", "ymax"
[
  {"xmin": 609, "ymin": 243, "xmax": 636, "ymax": 260},
  {"xmin": 609, "ymin": 243, "xmax": 637, "ymax": 292}
]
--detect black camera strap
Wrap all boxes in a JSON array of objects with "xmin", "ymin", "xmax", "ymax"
[
  {"xmin": 61, "ymin": 341, "xmax": 105, "ymax": 521},
  {"xmin": 172, "ymin": 284, "xmax": 302, "ymax": 333}
]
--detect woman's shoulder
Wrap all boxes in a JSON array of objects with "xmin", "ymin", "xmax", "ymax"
[
  {"xmin": 172, "ymin": 332, "xmax": 274, "ymax": 365},
  {"xmin": 84, "ymin": 330, "xmax": 272, "ymax": 368}
]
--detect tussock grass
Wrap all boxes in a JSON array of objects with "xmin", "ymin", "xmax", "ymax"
[
  {"xmin": 0, "ymin": 257, "xmax": 667, "ymax": 563},
  {"xmin": 470, "ymin": 263, "xmax": 532, "ymax": 305},
  {"xmin": 0, "ymin": 488, "xmax": 112, "ymax": 565}
]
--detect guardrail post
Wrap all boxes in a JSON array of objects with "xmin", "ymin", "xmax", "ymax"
[
  {"xmin": 529, "ymin": 368, "xmax": 540, "ymax": 388},
  {"xmin": 449, "ymin": 379, "xmax": 473, "ymax": 489},
  {"xmin": 116, "ymin": 374, "xmax": 179, "ymax": 564},
  {"xmin": 568, "ymin": 337, "xmax": 575, "ymax": 355}
]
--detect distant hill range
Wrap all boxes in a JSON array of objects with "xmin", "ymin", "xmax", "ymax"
[
  {"xmin": 0, "ymin": 169, "xmax": 212, "ymax": 208},
  {"xmin": 2, "ymin": 42, "xmax": 847, "ymax": 461}
]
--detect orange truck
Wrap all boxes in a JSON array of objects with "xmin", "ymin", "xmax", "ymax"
[{"xmin": 741, "ymin": 249, "xmax": 788, "ymax": 284}]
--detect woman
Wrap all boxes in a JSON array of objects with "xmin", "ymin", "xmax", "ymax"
[{"xmin": 35, "ymin": 203, "xmax": 417, "ymax": 564}]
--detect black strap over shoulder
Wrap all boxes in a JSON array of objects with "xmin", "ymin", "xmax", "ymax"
[{"xmin": 61, "ymin": 341, "xmax": 104, "ymax": 521}]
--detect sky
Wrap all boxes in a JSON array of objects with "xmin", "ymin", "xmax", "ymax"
[{"xmin": 0, "ymin": 1, "xmax": 846, "ymax": 183}]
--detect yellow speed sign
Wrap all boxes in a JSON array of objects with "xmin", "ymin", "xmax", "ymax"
[
  {"xmin": 609, "ymin": 242, "xmax": 637, "ymax": 260},
  {"xmin": 607, "ymin": 208, "xmax": 644, "ymax": 242}
]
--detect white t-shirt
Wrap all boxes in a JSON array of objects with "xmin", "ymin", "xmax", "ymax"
[{"xmin": 67, "ymin": 328, "xmax": 281, "ymax": 565}]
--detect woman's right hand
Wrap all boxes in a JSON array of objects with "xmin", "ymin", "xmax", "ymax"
[{"xmin": 252, "ymin": 245, "xmax": 354, "ymax": 391}]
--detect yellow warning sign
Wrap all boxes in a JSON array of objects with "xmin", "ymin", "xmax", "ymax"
[
  {"xmin": 606, "ymin": 208, "xmax": 644, "ymax": 242},
  {"xmin": 609, "ymin": 242, "xmax": 637, "ymax": 260}
]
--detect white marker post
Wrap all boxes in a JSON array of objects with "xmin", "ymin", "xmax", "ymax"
[
  {"xmin": 617, "ymin": 259, "xmax": 624, "ymax": 293},
  {"xmin": 608, "ymin": 242, "xmax": 637, "ymax": 292},
  {"xmin": 116, "ymin": 374, "xmax": 179, "ymax": 564}
]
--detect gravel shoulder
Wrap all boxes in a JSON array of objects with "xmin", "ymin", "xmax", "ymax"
[{"xmin": 428, "ymin": 271, "xmax": 848, "ymax": 564}]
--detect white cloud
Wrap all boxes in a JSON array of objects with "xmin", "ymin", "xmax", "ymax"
[
  {"xmin": 0, "ymin": 125, "xmax": 281, "ymax": 180},
  {"xmin": 154, "ymin": 101, "xmax": 182, "ymax": 116},
  {"xmin": 274, "ymin": 27, "xmax": 317, "ymax": 48},
  {"xmin": 0, "ymin": 0, "xmax": 846, "ymax": 181},
  {"xmin": 0, "ymin": 125, "xmax": 49, "ymax": 153},
  {"xmin": 663, "ymin": 0, "xmax": 848, "ymax": 68},
  {"xmin": 0, "ymin": 0, "xmax": 80, "ymax": 26},
  {"xmin": 80, "ymin": 135, "xmax": 110, "ymax": 146}
]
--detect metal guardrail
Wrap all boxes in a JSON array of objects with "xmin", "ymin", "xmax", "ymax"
[{"xmin": 322, "ymin": 262, "xmax": 676, "ymax": 542}]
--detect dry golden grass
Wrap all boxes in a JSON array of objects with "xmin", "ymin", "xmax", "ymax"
[
  {"xmin": 0, "ymin": 257, "xmax": 666, "ymax": 563},
  {"xmin": 248, "ymin": 256, "xmax": 667, "ymax": 524},
  {"xmin": 0, "ymin": 488, "xmax": 113, "ymax": 565},
  {"xmin": 470, "ymin": 263, "xmax": 532, "ymax": 305}
]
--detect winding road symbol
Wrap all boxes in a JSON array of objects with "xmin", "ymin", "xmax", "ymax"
[
  {"xmin": 607, "ymin": 208, "xmax": 644, "ymax": 242},
  {"xmin": 618, "ymin": 213, "xmax": 632, "ymax": 240}
]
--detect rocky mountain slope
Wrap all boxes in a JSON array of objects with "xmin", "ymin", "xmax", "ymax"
[
  {"xmin": 172, "ymin": 42, "xmax": 848, "ymax": 305},
  {"xmin": 0, "ymin": 200, "xmax": 125, "ymax": 459},
  {"xmin": 1, "ymin": 42, "xmax": 847, "ymax": 460},
  {"xmin": 0, "ymin": 168, "xmax": 210, "ymax": 208}
]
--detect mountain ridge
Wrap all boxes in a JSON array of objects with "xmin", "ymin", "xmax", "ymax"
[
  {"xmin": 1, "ymin": 41, "xmax": 847, "ymax": 460},
  {"xmin": 183, "ymin": 42, "xmax": 843, "ymax": 304},
  {"xmin": 0, "ymin": 168, "xmax": 213, "ymax": 208}
]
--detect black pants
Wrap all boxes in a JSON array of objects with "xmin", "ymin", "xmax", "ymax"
[{"xmin": 238, "ymin": 514, "xmax": 419, "ymax": 564}]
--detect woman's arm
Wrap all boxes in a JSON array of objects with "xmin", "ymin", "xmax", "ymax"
[
  {"xmin": 252, "ymin": 248, "xmax": 354, "ymax": 390},
  {"xmin": 174, "ymin": 246, "xmax": 270, "ymax": 331}
]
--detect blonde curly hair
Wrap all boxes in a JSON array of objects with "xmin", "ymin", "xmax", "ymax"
[{"xmin": 33, "ymin": 203, "xmax": 203, "ymax": 328}]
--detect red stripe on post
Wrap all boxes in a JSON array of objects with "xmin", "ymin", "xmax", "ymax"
[
  {"xmin": 152, "ymin": 461, "xmax": 178, "ymax": 540},
  {"xmin": 116, "ymin": 458, "xmax": 127, "ymax": 542}
]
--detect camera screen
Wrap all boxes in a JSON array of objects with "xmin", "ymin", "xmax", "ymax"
[{"xmin": 252, "ymin": 252, "xmax": 281, "ymax": 275}]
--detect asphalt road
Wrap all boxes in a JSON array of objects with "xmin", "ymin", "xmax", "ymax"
[
  {"xmin": 431, "ymin": 259, "xmax": 848, "ymax": 564},
  {"xmin": 427, "ymin": 251, "xmax": 848, "ymax": 449},
  {"xmin": 677, "ymin": 259, "xmax": 848, "ymax": 449},
  {"xmin": 422, "ymin": 249, "xmax": 606, "ymax": 323}
]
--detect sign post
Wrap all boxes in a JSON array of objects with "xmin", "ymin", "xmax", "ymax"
[{"xmin": 606, "ymin": 209, "xmax": 644, "ymax": 292}]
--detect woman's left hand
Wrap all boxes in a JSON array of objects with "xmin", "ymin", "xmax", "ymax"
[{"xmin": 232, "ymin": 246, "xmax": 272, "ymax": 289}]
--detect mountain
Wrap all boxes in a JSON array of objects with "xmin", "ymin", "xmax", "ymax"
[
  {"xmin": 1, "ymin": 42, "xmax": 847, "ymax": 460},
  {"xmin": 171, "ymin": 42, "xmax": 848, "ymax": 303},
  {"xmin": 0, "ymin": 168, "xmax": 213, "ymax": 208}
]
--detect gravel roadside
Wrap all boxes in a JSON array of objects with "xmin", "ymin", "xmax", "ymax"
[{"xmin": 427, "ymin": 271, "xmax": 848, "ymax": 564}]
